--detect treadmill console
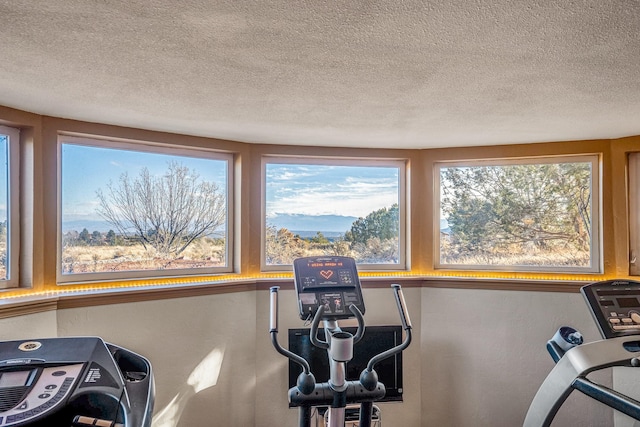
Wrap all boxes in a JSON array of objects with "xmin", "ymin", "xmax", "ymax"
[
  {"xmin": 0, "ymin": 337, "xmax": 153, "ymax": 427},
  {"xmin": 581, "ymin": 279, "xmax": 640, "ymax": 339},
  {"xmin": 293, "ymin": 256, "xmax": 365, "ymax": 320}
]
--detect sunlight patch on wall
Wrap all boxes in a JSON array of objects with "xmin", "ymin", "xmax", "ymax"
[
  {"xmin": 187, "ymin": 347, "xmax": 225, "ymax": 393},
  {"xmin": 152, "ymin": 347, "xmax": 225, "ymax": 427}
]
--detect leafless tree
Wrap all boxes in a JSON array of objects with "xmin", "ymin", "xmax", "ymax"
[{"xmin": 96, "ymin": 162, "xmax": 225, "ymax": 257}]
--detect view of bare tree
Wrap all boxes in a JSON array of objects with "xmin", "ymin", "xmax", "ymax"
[{"xmin": 96, "ymin": 162, "xmax": 225, "ymax": 258}]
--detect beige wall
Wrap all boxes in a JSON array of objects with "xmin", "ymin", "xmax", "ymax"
[
  {"xmin": 420, "ymin": 287, "xmax": 612, "ymax": 426},
  {"xmin": 56, "ymin": 292, "xmax": 258, "ymax": 427},
  {"xmin": 0, "ymin": 310, "xmax": 57, "ymax": 341},
  {"xmin": 0, "ymin": 287, "xmax": 621, "ymax": 426}
]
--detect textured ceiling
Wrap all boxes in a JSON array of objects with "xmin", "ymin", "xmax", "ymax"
[{"xmin": 1, "ymin": 1, "xmax": 639, "ymax": 149}]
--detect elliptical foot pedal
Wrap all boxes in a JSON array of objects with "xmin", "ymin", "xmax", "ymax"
[{"xmin": 73, "ymin": 415, "xmax": 124, "ymax": 427}]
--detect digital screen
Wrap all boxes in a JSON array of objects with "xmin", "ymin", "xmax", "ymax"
[
  {"xmin": 288, "ymin": 326, "xmax": 403, "ymax": 403},
  {"xmin": 618, "ymin": 297, "xmax": 639, "ymax": 308},
  {"xmin": 0, "ymin": 370, "xmax": 31, "ymax": 388},
  {"xmin": 294, "ymin": 256, "xmax": 359, "ymax": 290}
]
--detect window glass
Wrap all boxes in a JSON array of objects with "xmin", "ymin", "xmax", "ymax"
[
  {"xmin": 59, "ymin": 137, "xmax": 231, "ymax": 282},
  {"xmin": 0, "ymin": 135, "xmax": 8, "ymax": 281},
  {"xmin": 437, "ymin": 156, "xmax": 600, "ymax": 272},
  {"xmin": 628, "ymin": 153, "xmax": 640, "ymax": 276},
  {"xmin": 0, "ymin": 126, "xmax": 19, "ymax": 287},
  {"xmin": 263, "ymin": 159, "xmax": 404, "ymax": 269}
]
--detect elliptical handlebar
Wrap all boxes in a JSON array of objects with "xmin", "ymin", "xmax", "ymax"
[
  {"xmin": 392, "ymin": 283, "xmax": 412, "ymax": 330},
  {"xmin": 309, "ymin": 303, "xmax": 366, "ymax": 350},
  {"xmin": 270, "ymin": 286, "xmax": 312, "ymax": 376},
  {"xmin": 270, "ymin": 282, "xmax": 411, "ymax": 381},
  {"xmin": 367, "ymin": 285, "xmax": 412, "ymax": 372},
  {"xmin": 360, "ymin": 284, "xmax": 412, "ymax": 391},
  {"xmin": 309, "ymin": 305, "xmax": 329, "ymax": 350},
  {"xmin": 350, "ymin": 304, "xmax": 366, "ymax": 344}
]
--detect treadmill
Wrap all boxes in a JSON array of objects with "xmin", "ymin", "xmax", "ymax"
[
  {"xmin": 524, "ymin": 279, "xmax": 640, "ymax": 426},
  {"xmin": 0, "ymin": 337, "xmax": 154, "ymax": 427}
]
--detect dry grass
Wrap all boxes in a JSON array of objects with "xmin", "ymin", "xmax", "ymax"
[
  {"xmin": 0, "ymin": 243, "xmax": 5, "ymax": 279},
  {"xmin": 62, "ymin": 238, "xmax": 225, "ymax": 274},
  {"xmin": 440, "ymin": 247, "xmax": 591, "ymax": 267}
]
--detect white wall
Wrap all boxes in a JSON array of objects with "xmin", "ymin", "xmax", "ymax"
[{"xmin": 0, "ymin": 286, "xmax": 627, "ymax": 426}]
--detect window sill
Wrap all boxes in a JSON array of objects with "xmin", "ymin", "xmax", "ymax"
[{"xmin": 0, "ymin": 274, "xmax": 602, "ymax": 319}]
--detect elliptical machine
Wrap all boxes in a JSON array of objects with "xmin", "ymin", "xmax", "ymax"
[
  {"xmin": 525, "ymin": 279, "xmax": 640, "ymax": 426},
  {"xmin": 269, "ymin": 256, "xmax": 412, "ymax": 427}
]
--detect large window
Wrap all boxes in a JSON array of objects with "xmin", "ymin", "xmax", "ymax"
[
  {"xmin": 0, "ymin": 126, "xmax": 19, "ymax": 288},
  {"xmin": 628, "ymin": 153, "xmax": 640, "ymax": 276},
  {"xmin": 436, "ymin": 155, "xmax": 600, "ymax": 273},
  {"xmin": 58, "ymin": 136, "xmax": 232, "ymax": 283},
  {"xmin": 262, "ymin": 157, "xmax": 405, "ymax": 270}
]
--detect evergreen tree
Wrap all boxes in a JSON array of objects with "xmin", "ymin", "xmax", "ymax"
[
  {"xmin": 79, "ymin": 228, "xmax": 90, "ymax": 244},
  {"xmin": 91, "ymin": 230, "xmax": 102, "ymax": 245},
  {"xmin": 309, "ymin": 232, "xmax": 330, "ymax": 244},
  {"xmin": 345, "ymin": 204, "xmax": 399, "ymax": 245},
  {"xmin": 106, "ymin": 229, "xmax": 116, "ymax": 245}
]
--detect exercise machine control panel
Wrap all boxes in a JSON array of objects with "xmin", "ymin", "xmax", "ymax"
[
  {"xmin": 581, "ymin": 279, "xmax": 640, "ymax": 339},
  {"xmin": 0, "ymin": 337, "xmax": 154, "ymax": 427},
  {"xmin": 0, "ymin": 363, "xmax": 83, "ymax": 426},
  {"xmin": 293, "ymin": 256, "xmax": 365, "ymax": 320}
]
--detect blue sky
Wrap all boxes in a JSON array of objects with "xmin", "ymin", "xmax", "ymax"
[
  {"xmin": 265, "ymin": 163, "xmax": 399, "ymax": 219},
  {"xmin": 61, "ymin": 143, "xmax": 227, "ymax": 225},
  {"xmin": 61, "ymin": 145, "xmax": 400, "ymax": 233}
]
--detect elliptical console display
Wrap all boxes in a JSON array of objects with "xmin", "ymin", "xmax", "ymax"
[
  {"xmin": 293, "ymin": 256, "xmax": 365, "ymax": 320},
  {"xmin": 0, "ymin": 337, "xmax": 154, "ymax": 427}
]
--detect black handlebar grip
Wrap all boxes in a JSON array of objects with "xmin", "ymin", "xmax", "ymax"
[
  {"xmin": 310, "ymin": 305, "xmax": 329, "ymax": 350},
  {"xmin": 350, "ymin": 304, "xmax": 366, "ymax": 344},
  {"xmin": 269, "ymin": 286, "xmax": 279, "ymax": 333},
  {"xmin": 392, "ymin": 284, "xmax": 412, "ymax": 330}
]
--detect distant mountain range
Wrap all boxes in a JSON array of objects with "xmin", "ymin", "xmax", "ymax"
[
  {"xmin": 62, "ymin": 219, "xmax": 113, "ymax": 233},
  {"xmin": 63, "ymin": 216, "xmax": 451, "ymax": 235},
  {"xmin": 267, "ymin": 213, "xmax": 358, "ymax": 233},
  {"xmin": 62, "ymin": 213, "xmax": 360, "ymax": 234}
]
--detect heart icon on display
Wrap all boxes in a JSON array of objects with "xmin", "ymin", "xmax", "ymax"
[{"xmin": 320, "ymin": 270, "xmax": 334, "ymax": 280}]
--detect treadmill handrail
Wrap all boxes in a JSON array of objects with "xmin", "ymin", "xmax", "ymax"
[
  {"xmin": 524, "ymin": 336, "xmax": 640, "ymax": 427},
  {"xmin": 572, "ymin": 377, "xmax": 640, "ymax": 421}
]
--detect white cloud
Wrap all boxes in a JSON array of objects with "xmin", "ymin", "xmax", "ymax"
[{"xmin": 267, "ymin": 181, "xmax": 397, "ymax": 217}]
